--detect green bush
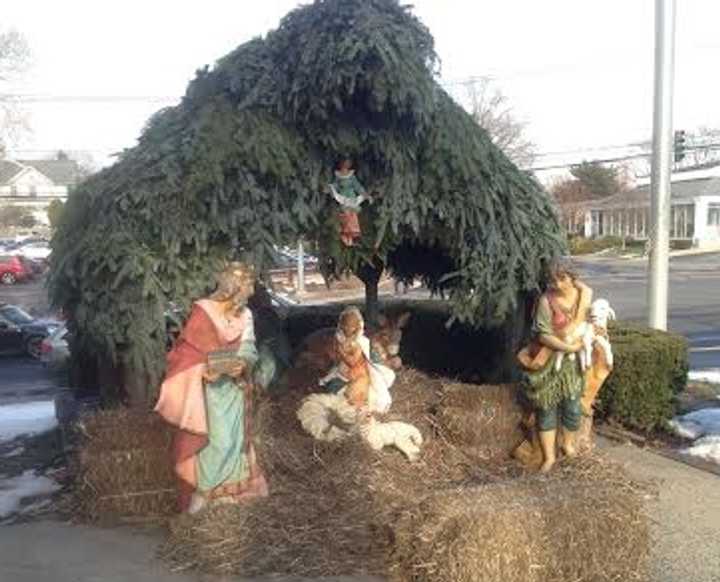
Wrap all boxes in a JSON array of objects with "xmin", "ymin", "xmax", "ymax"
[
  {"xmin": 595, "ymin": 322, "xmax": 688, "ymax": 432},
  {"xmin": 569, "ymin": 236, "xmax": 622, "ymax": 255},
  {"xmin": 670, "ymin": 239, "xmax": 693, "ymax": 250}
]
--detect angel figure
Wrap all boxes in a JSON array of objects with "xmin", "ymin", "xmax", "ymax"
[{"xmin": 329, "ymin": 158, "xmax": 371, "ymax": 246}]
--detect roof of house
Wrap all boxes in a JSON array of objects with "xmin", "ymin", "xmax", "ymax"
[
  {"xmin": 0, "ymin": 160, "xmax": 25, "ymax": 184},
  {"xmin": 588, "ymin": 176, "xmax": 720, "ymax": 210},
  {"xmin": 17, "ymin": 159, "xmax": 80, "ymax": 185},
  {"xmin": 0, "ymin": 158, "xmax": 81, "ymax": 186}
]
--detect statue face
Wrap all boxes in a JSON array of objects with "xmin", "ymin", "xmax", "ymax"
[
  {"xmin": 231, "ymin": 277, "xmax": 255, "ymax": 311},
  {"xmin": 338, "ymin": 308, "xmax": 363, "ymax": 339},
  {"xmin": 550, "ymin": 274, "xmax": 573, "ymax": 293}
]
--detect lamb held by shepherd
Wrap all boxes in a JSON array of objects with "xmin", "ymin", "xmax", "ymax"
[{"xmin": 555, "ymin": 298, "xmax": 615, "ymax": 372}]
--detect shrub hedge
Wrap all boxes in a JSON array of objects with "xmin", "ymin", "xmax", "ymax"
[
  {"xmin": 595, "ymin": 322, "xmax": 688, "ymax": 432},
  {"xmin": 568, "ymin": 236, "xmax": 623, "ymax": 255}
]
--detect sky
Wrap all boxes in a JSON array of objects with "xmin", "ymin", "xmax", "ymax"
[{"xmin": 3, "ymin": 0, "xmax": 720, "ymax": 178}]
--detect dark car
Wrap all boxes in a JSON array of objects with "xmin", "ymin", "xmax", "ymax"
[
  {"xmin": 17, "ymin": 256, "xmax": 43, "ymax": 279},
  {"xmin": 0, "ymin": 303, "xmax": 61, "ymax": 358}
]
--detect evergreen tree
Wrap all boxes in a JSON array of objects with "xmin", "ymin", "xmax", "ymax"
[
  {"xmin": 569, "ymin": 161, "xmax": 623, "ymax": 199},
  {"xmin": 49, "ymin": 0, "xmax": 565, "ymax": 406}
]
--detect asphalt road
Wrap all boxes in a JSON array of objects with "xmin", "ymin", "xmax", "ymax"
[{"xmin": 574, "ymin": 253, "xmax": 720, "ymax": 370}]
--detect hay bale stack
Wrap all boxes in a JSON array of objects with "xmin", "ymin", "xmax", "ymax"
[
  {"xmin": 74, "ymin": 409, "xmax": 175, "ymax": 520},
  {"xmin": 389, "ymin": 455, "xmax": 650, "ymax": 582},
  {"xmin": 436, "ymin": 382, "xmax": 526, "ymax": 460}
]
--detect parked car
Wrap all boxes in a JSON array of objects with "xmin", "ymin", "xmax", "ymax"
[
  {"xmin": 40, "ymin": 323, "xmax": 71, "ymax": 369},
  {"xmin": 270, "ymin": 246, "xmax": 318, "ymax": 270},
  {"xmin": 18, "ymin": 256, "xmax": 44, "ymax": 277},
  {"xmin": 0, "ymin": 303, "xmax": 61, "ymax": 358},
  {"xmin": 0, "ymin": 255, "xmax": 33, "ymax": 285},
  {"xmin": 0, "ymin": 238, "xmax": 16, "ymax": 252},
  {"xmin": 10, "ymin": 241, "xmax": 51, "ymax": 261}
]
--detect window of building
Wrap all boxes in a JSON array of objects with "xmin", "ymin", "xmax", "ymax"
[
  {"xmin": 10, "ymin": 184, "xmax": 18, "ymax": 196},
  {"xmin": 29, "ymin": 185, "xmax": 38, "ymax": 198},
  {"xmin": 709, "ymin": 203, "xmax": 720, "ymax": 226}
]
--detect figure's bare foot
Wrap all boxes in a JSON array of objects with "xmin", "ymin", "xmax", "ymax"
[
  {"xmin": 562, "ymin": 430, "xmax": 578, "ymax": 457},
  {"xmin": 539, "ymin": 459, "xmax": 555, "ymax": 473},
  {"xmin": 562, "ymin": 443, "xmax": 577, "ymax": 458},
  {"xmin": 187, "ymin": 493, "xmax": 207, "ymax": 514}
]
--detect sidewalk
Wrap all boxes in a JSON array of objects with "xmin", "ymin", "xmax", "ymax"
[
  {"xmin": 580, "ymin": 243, "xmax": 720, "ymax": 263},
  {"xmin": 0, "ymin": 521, "xmax": 381, "ymax": 582},
  {"xmin": 597, "ymin": 436, "xmax": 720, "ymax": 582}
]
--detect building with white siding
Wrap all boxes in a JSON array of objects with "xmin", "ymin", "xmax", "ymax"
[
  {"xmin": 583, "ymin": 166, "xmax": 720, "ymax": 249},
  {"xmin": 0, "ymin": 158, "xmax": 81, "ymax": 223}
]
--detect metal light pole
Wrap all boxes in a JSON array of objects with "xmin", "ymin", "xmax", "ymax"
[
  {"xmin": 296, "ymin": 238, "xmax": 305, "ymax": 294},
  {"xmin": 647, "ymin": 0, "xmax": 676, "ymax": 330}
]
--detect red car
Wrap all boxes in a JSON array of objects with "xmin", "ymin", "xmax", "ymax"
[{"xmin": 0, "ymin": 254, "xmax": 32, "ymax": 285}]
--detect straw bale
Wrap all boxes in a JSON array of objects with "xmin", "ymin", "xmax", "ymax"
[
  {"xmin": 388, "ymin": 454, "xmax": 650, "ymax": 582},
  {"xmin": 73, "ymin": 408, "xmax": 175, "ymax": 520},
  {"xmin": 435, "ymin": 382, "xmax": 526, "ymax": 460}
]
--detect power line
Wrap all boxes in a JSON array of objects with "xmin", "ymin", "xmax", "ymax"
[
  {"xmin": 0, "ymin": 93, "xmax": 179, "ymax": 104},
  {"xmin": 528, "ymin": 143, "xmax": 720, "ymax": 172}
]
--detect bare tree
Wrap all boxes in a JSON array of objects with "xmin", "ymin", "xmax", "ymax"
[
  {"xmin": 464, "ymin": 78, "xmax": 536, "ymax": 168},
  {"xmin": 0, "ymin": 28, "xmax": 32, "ymax": 154}
]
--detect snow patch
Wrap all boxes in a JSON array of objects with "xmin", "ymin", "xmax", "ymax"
[
  {"xmin": 688, "ymin": 369, "xmax": 720, "ymax": 386},
  {"xmin": 3, "ymin": 446, "xmax": 25, "ymax": 458},
  {"xmin": 0, "ymin": 471, "xmax": 60, "ymax": 518},
  {"xmin": 683, "ymin": 435, "xmax": 720, "ymax": 464},
  {"xmin": 670, "ymin": 408, "xmax": 720, "ymax": 440},
  {"xmin": 671, "ymin": 408, "xmax": 720, "ymax": 464},
  {"xmin": 0, "ymin": 401, "xmax": 57, "ymax": 442}
]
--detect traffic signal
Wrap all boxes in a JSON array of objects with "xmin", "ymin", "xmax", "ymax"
[{"xmin": 674, "ymin": 130, "xmax": 686, "ymax": 163}]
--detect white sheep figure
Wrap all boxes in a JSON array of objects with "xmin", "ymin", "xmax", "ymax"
[
  {"xmin": 555, "ymin": 298, "xmax": 616, "ymax": 372},
  {"xmin": 296, "ymin": 392, "xmax": 357, "ymax": 442},
  {"xmin": 357, "ymin": 410, "xmax": 423, "ymax": 462}
]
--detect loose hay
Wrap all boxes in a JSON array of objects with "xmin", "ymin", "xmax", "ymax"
[
  {"xmin": 161, "ymin": 369, "xmax": 481, "ymax": 577},
  {"xmin": 73, "ymin": 368, "xmax": 650, "ymax": 581},
  {"xmin": 73, "ymin": 409, "xmax": 175, "ymax": 520}
]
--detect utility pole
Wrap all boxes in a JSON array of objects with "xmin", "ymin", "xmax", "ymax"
[
  {"xmin": 296, "ymin": 238, "xmax": 305, "ymax": 295},
  {"xmin": 647, "ymin": 0, "xmax": 676, "ymax": 331}
]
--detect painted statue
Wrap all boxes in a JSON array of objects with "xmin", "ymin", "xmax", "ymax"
[
  {"xmin": 319, "ymin": 306, "xmax": 395, "ymax": 413},
  {"xmin": 329, "ymin": 158, "xmax": 371, "ymax": 246},
  {"xmin": 154, "ymin": 262, "xmax": 268, "ymax": 513},
  {"xmin": 515, "ymin": 259, "xmax": 614, "ymax": 472}
]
